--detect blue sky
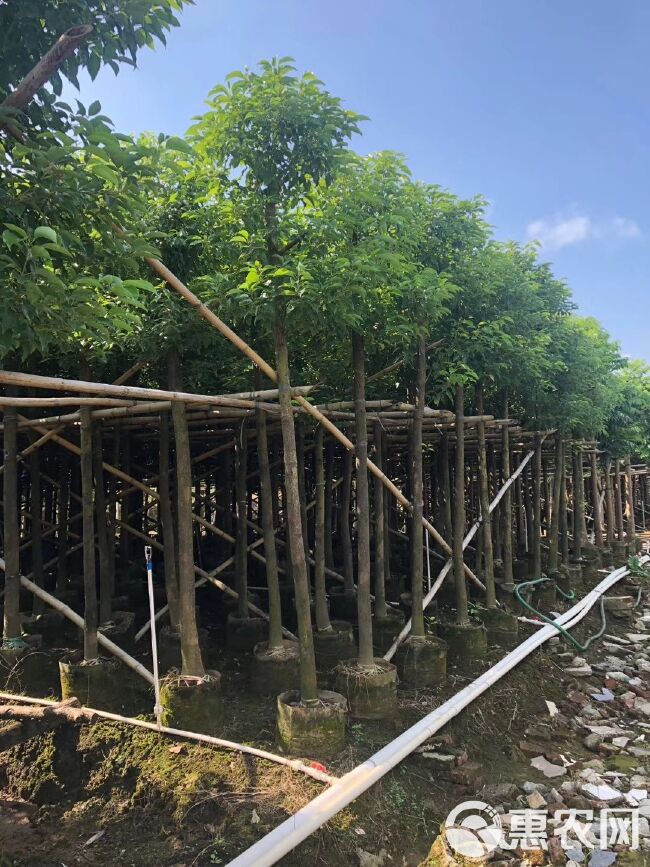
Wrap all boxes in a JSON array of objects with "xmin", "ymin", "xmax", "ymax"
[{"xmin": 67, "ymin": 0, "xmax": 649, "ymax": 361}]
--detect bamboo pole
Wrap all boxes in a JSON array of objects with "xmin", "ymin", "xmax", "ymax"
[
  {"xmin": 0, "ymin": 370, "xmax": 260, "ymax": 411},
  {"xmin": 139, "ymin": 253, "xmax": 482, "ymax": 587}
]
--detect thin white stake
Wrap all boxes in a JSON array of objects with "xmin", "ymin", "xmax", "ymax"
[{"xmin": 145, "ymin": 545, "xmax": 163, "ymax": 730}]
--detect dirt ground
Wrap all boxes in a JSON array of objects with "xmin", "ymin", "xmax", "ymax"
[{"xmin": 0, "ymin": 575, "xmax": 647, "ymax": 867}]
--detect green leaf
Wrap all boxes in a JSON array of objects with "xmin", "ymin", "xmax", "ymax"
[
  {"xmin": 29, "ymin": 245, "xmax": 51, "ymax": 261},
  {"xmin": 3, "ymin": 223, "xmax": 27, "ymax": 239},
  {"xmin": 165, "ymin": 136, "xmax": 194, "ymax": 156},
  {"xmin": 88, "ymin": 100, "xmax": 101, "ymax": 116},
  {"xmin": 90, "ymin": 163, "xmax": 121, "ymax": 185},
  {"xmin": 87, "ymin": 54, "xmax": 101, "ymax": 81},
  {"xmin": 2, "ymin": 229, "xmax": 22, "ymax": 250},
  {"xmin": 33, "ymin": 226, "xmax": 57, "ymax": 244}
]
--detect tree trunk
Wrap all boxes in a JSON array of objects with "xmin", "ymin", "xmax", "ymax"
[
  {"xmin": 409, "ymin": 336, "xmax": 426, "ymax": 636},
  {"xmin": 502, "ymin": 394, "xmax": 513, "ymax": 584},
  {"xmin": 590, "ymin": 451, "xmax": 603, "ymax": 547},
  {"xmin": 352, "ymin": 332, "xmax": 374, "ymax": 666},
  {"xmin": 235, "ymin": 420, "xmax": 249, "ymax": 618},
  {"xmin": 453, "ymin": 385, "xmax": 469, "ymax": 625},
  {"xmin": 324, "ymin": 441, "xmax": 335, "ymax": 570},
  {"xmin": 523, "ymin": 463, "xmax": 534, "ymax": 555},
  {"xmin": 532, "ymin": 434, "xmax": 542, "ymax": 578},
  {"xmin": 296, "ymin": 420, "xmax": 310, "ymax": 564},
  {"xmin": 255, "ymin": 380, "xmax": 284, "ymax": 647},
  {"xmin": 92, "ymin": 424, "xmax": 112, "ymax": 624},
  {"xmin": 572, "ymin": 444, "xmax": 585, "ymax": 559},
  {"xmin": 543, "ymin": 457, "xmax": 552, "ymax": 534},
  {"xmin": 614, "ymin": 459, "xmax": 625, "ymax": 541},
  {"xmin": 476, "ymin": 385, "xmax": 495, "ymax": 606},
  {"xmin": 559, "ymin": 447, "xmax": 569, "ymax": 565},
  {"xmin": 168, "ymin": 350, "xmax": 205, "ymax": 679},
  {"xmin": 119, "ymin": 435, "xmax": 132, "ymax": 571},
  {"xmin": 29, "ymin": 451, "xmax": 44, "ymax": 615},
  {"xmin": 548, "ymin": 432, "xmax": 563, "ymax": 573},
  {"xmin": 440, "ymin": 433, "xmax": 453, "ymax": 543},
  {"xmin": 56, "ymin": 452, "xmax": 70, "ymax": 593},
  {"xmin": 159, "ymin": 413, "xmax": 180, "ymax": 632},
  {"xmin": 313, "ymin": 425, "xmax": 331, "ymax": 633},
  {"xmin": 340, "ymin": 448, "xmax": 354, "ymax": 591},
  {"xmin": 624, "ymin": 454, "xmax": 636, "ymax": 540},
  {"xmin": 604, "ymin": 455, "xmax": 615, "ymax": 547},
  {"xmin": 2, "ymin": 406, "xmax": 20, "ymax": 640},
  {"xmin": 80, "ymin": 408, "xmax": 98, "ymax": 660},
  {"xmin": 274, "ymin": 308, "xmax": 318, "ymax": 702},
  {"xmin": 383, "ymin": 443, "xmax": 392, "ymax": 591},
  {"xmin": 373, "ymin": 421, "xmax": 387, "ymax": 620}
]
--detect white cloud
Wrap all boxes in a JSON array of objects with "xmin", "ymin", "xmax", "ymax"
[
  {"xmin": 611, "ymin": 216, "xmax": 642, "ymax": 239},
  {"xmin": 526, "ymin": 213, "xmax": 642, "ymax": 251},
  {"xmin": 526, "ymin": 216, "xmax": 591, "ymax": 250}
]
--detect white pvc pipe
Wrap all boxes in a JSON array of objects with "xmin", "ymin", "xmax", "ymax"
[
  {"xmin": 0, "ymin": 691, "xmax": 336, "ymax": 785},
  {"xmin": 228, "ymin": 557, "xmax": 647, "ymax": 867}
]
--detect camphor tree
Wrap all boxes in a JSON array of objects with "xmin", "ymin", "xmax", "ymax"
[
  {"xmin": 188, "ymin": 58, "xmax": 364, "ymax": 703},
  {"xmin": 1, "ymin": 0, "xmax": 191, "ymax": 649},
  {"xmin": 305, "ymin": 152, "xmax": 428, "ymax": 670}
]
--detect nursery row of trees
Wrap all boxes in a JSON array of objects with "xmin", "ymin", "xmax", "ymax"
[{"xmin": 1, "ymin": 3, "xmax": 649, "ymax": 742}]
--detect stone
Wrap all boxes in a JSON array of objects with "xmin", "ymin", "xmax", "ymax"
[
  {"xmin": 590, "ymin": 688, "xmax": 615, "ymax": 703},
  {"xmin": 519, "ymin": 740, "xmax": 549, "ymax": 757},
  {"xmin": 530, "ymin": 755, "xmax": 566, "ymax": 778},
  {"xmin": 527, "ymin": 790, "xmax": 547, "ymax": 809},
  {"xmin": 548, "ymin": 836, "xmax": 567, "ymax": 865},
  {"xmin": 522, "ymin": 781, "xmax": 549, "ymax": 794},
  {"xmin": 450, "ymin": 762, "xmax": 484, "ymax": 789},
  {"xmin": 566, "ymin": 665, "xmax": 593, "ymax": 677},
  {"xmin": 584, "ymin": 733, "xmax": 603, "ymax": 751},
  {"xmin": 606, "ymin": 671, "xmax": 630, "ymax": 683},
  {"xmin": 483, "ymin": 782, "xmax": 519, "ymax": 802},
  {"xmin": 356, "ymin": 849, "xmax": 390, "ymax": 867},
  {"xmin": 581, "ymin": 782, "xmax": 624, "ymax": 803},
  {"xmin": 587, "ymin": 853, "xmax": 616, "ymax": 867}
]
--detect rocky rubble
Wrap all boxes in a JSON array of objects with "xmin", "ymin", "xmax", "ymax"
[{"xmin": 418, "ymin": 582, "xmax": 650, "ymax": 866}]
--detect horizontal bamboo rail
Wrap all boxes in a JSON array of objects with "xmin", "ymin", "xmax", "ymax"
[{"xmin": 0, "ymin": 370, "xmax": 260, "ymax": 411}]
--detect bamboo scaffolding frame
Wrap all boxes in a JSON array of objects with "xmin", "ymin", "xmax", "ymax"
[
  {"xmin": 0, "ymin": 370, "xmax": 269, "ymax": 411},
  {"xmin": 136, "ymin": 251, "xmax": 483, "ymax": 589}
]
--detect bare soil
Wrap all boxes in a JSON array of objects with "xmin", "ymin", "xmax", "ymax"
[{"xmin": 0, "ymin": 588, "xmax": 642, "ymax": 867}]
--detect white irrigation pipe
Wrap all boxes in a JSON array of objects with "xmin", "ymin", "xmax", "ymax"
[
  {"xmin": 385, "ymin": 447, "xmax": 537, "ymax": 661},
  {"xmin": 0, "ymin": 691, "xmax": 336, "ymax": 785},
  {"xmin": 228, "ymin": 556, "xmax": 647, "ymax": 867}
]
